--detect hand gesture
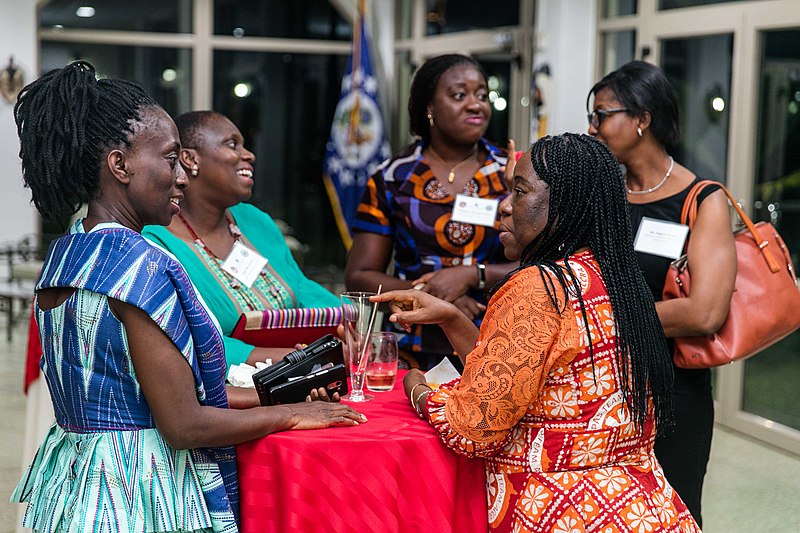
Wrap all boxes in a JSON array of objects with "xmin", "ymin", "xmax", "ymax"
[
  {"xmin": 501, "ymin": 138, "xmax": 520, "ymax": 189},
  {"xmin": 371, "ymin": 289, "xmax": 459, "ymax": 332}
]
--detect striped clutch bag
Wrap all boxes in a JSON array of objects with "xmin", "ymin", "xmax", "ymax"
[{"xmin": 231, "ymin": 307, "xmax": 343, "ymax": 347}]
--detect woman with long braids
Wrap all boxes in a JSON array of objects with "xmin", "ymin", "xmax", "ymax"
[
  {"xmin": 10, "ymin": 61, "xmax": 365, "ymax": 532},
  {"xmin": 587, "ymin": 61, "xmax": 736, "ymax": 527},
  {"xmin": 373, "ymin": 134, "xmax": 700, "ymax": 532}
]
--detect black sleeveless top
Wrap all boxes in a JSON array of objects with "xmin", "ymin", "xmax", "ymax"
[{"xmin": 627, "ymin": 178, "xmax": 719, "ymax": 302}]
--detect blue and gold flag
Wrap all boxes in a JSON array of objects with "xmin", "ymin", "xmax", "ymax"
[{"xmin": 323, "ymin": 5, "xmax": 388, "ymax": 250}]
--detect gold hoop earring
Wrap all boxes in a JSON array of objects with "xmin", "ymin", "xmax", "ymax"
[
  {"xmin": 427, "ymin": 113, "xmax": 434, "ymax": 128},
  {"xmin": 191, "ymin": 164, "xmax": 199, "ymax": 176},
  {"xmin": 637, "ymin": 127, "xmax": 643, "ymax": 137}
]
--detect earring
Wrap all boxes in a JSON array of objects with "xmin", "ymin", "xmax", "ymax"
[
  {"xmin": 637, "ymin": 127, "xmax": 643, "ymax": 137},
  {"xmin": 191, "ymin": 164, "xmax": 198, "ymax": 176},
  {"xmin": 427, "ymin": 113, "xmax": 434, "ymax": 128}
]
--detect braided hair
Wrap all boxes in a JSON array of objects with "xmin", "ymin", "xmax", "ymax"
[
  {"xmin": 497, "ymin": 133, "xmax": 673, "ymax": 433},
  {"xmin": 14, "ymin": 60, "xmax": 158, "ymax": 220},
  {"xmin": 408, "ymin": 54, "xmax": 487, "ymax": 143}
]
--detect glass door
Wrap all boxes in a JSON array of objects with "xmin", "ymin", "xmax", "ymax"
[{"xmin": 744, "ymin": 28, "xmax": 800, "ymax": 435}]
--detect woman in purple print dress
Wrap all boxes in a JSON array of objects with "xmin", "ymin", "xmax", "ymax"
[{"xmin": 346, "ymin": 54, "xmax": 515, "ymax": 370}]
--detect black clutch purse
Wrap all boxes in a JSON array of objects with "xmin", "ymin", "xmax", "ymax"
[{"xmin": 252, "ymin": 334, "xmax": 348, "ymax": 405}]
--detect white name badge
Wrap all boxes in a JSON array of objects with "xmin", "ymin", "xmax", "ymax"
[
  {"xmin": 221, "ymin": 240, "xmax": 268, "ymax": 288},
  {"xmin": 633, "ymin": 217, "xmax": 690, "ymax": 259},
  {"xmin": 450, "ymin": 194, "xmax": 499, "ymax": 227}
]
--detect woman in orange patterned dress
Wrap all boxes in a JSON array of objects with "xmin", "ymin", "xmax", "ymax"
[{"xmin": 373, "ymin": 133, "xmax": 701, "ymax": 533}]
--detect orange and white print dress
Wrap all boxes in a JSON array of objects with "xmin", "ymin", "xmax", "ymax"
[{"xmin": 426, "ymin": 250, "xmax": 700, "ymax": 533}]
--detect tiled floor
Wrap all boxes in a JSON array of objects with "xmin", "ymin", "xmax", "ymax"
[{"xmin": 0, "ymin": 318, "xmax": 798, "ymax": 533}]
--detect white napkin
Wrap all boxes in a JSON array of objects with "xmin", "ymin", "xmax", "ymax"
[
  {"xmin": 424, "ymin": 357, "xmax": 461, "ymax": 389},
  {"xmin": 227, "ymin": 360, "xmax": 272, "ymax": 388}
]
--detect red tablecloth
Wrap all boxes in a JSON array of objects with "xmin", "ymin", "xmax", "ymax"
[{"xmin": 236, "ymin": 371, "xmax": 488, "ymax": 533}]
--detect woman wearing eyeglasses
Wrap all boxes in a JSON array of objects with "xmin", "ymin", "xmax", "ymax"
[{"xmin": 587, "ymin": 60, "xmax": 736, "ymax": 528}]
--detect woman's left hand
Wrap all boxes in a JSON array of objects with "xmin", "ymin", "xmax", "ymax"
[{"xmin": 412, "ymin": 266, "xmax": 478, "ymax": 302}]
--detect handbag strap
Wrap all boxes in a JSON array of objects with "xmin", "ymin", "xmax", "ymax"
[{"xmin": 679, "ymin": 179, "xmax": 780, "ymax": 273}]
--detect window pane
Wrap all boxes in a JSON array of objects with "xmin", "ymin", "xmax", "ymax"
[
  {"xmin": 600, "ymin": 31, "xmax": 637, "ymax": 75},
  {"xmin": 601, "ymin": 0, "xmax": 638, "ymax": 17},
  {"xmin": 40, "ymin": 0, "xmax": 192, "ymax": 33},
  {"xmin": 744, "ymin": 28, "xmax": 800, "ymax": 432},
  {"xmin": 660, "ymin": 0, "xmax": 758, "ymax": 9},
  {"xmin": 661, "ymin": 34, "xmax": 733, "ymax": 183},
  {"xmin": 395, "ymin": 0, "xmax": 413, "ymax": 40},
  {"xmin": 40, "ymin": 42, "xmax": 192, "ymax": 117},
  {"xmin": 475, "ymin": 59, "xmax": 511, "ymax": 147},
  {"xmin": 213, "ymin": 51, "xmax": 349, "ymax": 269},
  {"xmin": 214, "ymin": 0, "xmax": 351, "ymax": 40},
  {"xmin": 426, "ymin": 0, "xmax": 518, "ymax": 35}
]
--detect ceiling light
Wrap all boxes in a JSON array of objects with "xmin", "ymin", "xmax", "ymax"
[
  {"xmin": 76, "ymin": 6, "xmax": 96, "ymax": 18},
  {"xmin": 234, "ymin": 83, "xmax": 251, "ymax": 98}
]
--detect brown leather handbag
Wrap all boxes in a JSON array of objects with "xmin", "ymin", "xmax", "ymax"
[{"xmin": 663, "ymin": 180, "xmax": 800, "ymax": 368}]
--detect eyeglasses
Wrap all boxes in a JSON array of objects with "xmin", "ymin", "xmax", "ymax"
[{"xmin": 587, "ymin": 108, "xmax": 630, "ymax": 128}]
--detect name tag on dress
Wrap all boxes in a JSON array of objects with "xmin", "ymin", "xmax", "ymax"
[
  {"xmin": 450, "ymin": 194, "xmax": 499, "ymax": 227},
  {"xmin": 633, "ymin": 217, "xmax": 689, "ymax": 259},
  {"xmin": 221, "ymin": 240, "xmax": 268, "ymax": 288}
]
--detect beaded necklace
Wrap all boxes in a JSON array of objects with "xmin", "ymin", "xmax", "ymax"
[{"xmin": 177, "ymin": 212, "xmax": 293, "ymax": 310}]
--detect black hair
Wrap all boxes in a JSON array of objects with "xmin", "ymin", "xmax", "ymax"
[
  {"xmin": 174, "ymin": 110, "xmax": 227, "ymax": 149},
  {"xmin": 587, "ymin": 60, "xmax": 681, "ymax": 149},
  {"xmin": 408, "ymin": 54, "xmax": 487, "ymax": 143},
  {"xmin": 14, "ymin": 60, "xmax": 158, "ymax": 220},
  {"xmin": 496, "ymin": 133, "xmax": 673, "ymax": 433}
]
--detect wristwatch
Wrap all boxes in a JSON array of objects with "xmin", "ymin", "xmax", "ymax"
[{"xmin": 475, "ymin": 262, "xmax": 486, "ymax": 289}]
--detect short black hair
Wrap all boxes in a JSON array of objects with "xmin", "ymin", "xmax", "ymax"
[
  {"xmin": 587, "ymin": 60, "xmax": 680, "ymax": 148},
  {"xmin": 174, "ymin": 110, "xmax": 227, "ymax": 149},
  {"xmin": 408, "ymin": 54, "xmax": 487, "ymax": 143},
  {"xmin": 14, "ymin": 60, "xmax": 158, "ymax": 220}
]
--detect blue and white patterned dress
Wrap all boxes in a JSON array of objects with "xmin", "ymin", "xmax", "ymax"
[{"xmin": 12, "ymin": 221, "xmax": 239, "ymax": 532}]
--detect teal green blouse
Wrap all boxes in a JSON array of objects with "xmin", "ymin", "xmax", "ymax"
[{"xmin": 143, "ymin": 203, "xmax": 339, "ymax": 367}]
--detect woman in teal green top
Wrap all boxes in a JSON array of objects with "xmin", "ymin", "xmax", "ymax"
[{"xmin": 143, "ymin": 111, "xmax": 339, "ymax": 368}]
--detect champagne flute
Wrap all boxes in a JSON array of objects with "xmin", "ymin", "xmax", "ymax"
[{"xmin": 340, "ymin": 291, "xmax": 377, "ymax": 402}]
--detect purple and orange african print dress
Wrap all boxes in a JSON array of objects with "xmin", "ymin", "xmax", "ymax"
[
  {"xmin": 425, "ymin": 250, "xmax": 700, "ymax": 532},
  {"xmin": 353, "ymin": 139, "xmax": 508, "ymax": 361}
]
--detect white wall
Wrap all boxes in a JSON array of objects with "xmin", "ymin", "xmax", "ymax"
[
  {"xmin": 0, "ymin": 0, "xmax": 38, "ymax": 246},
  {"xmin": 535, "ymin": 0, "xmax": 597, "ymax": 136}
]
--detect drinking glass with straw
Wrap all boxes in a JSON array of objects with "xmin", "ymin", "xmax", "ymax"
[{"xmin": 339, "ymin": 286, "xmax": 382, "ymax": 402}]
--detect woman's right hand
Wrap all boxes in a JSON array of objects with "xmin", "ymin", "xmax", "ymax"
[
  {"xmin": 371, "ymin": 289, "xmax": 460, "ymax": 331},
  {"xmin": 284, "ymin": 401, "xmax": 367, "ymax": 430}
]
